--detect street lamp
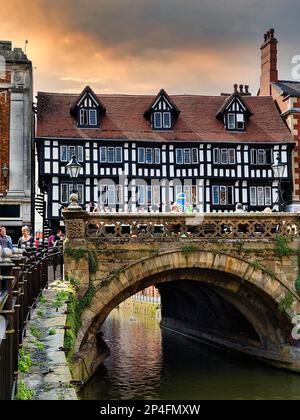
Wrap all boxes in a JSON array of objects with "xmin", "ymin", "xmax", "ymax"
[
  {"xmin": 271, "ymin": 154, "xmax": 286, "ymax": 212},
  {"xmin": 66, "ymin": 155, "xmax": 82, "ymax": 194},
  {"xmin": 1, "ymin": 165, "xmax": 9, "ymax": 196}
]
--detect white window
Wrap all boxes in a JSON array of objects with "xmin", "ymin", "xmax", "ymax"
[
  {"xmin": 221, "ymin": 149, "xmax": 228, "ymax": 165},
  {"xmin": 138, "ymin": 148, "xmax": 145, "ymax": 164},
  {"xmin": 137, "ymin": 185, "xmax": 146, "ymax": 205},
  {"xmin": 108, "ymin": 147, "xmax": 114, "ymax": 163},
  {"xmin": 116, "ymin": 185, "xmax": 123, "ymax": 205},
  {"xmin": 250, "ymin": 187, "xmax": 257, "ymax": 206},
  {"xmin": 100, "ymin": 185, "xmax": 108, "ymax": 205},
  {"xmin": 227, "ymin": 114, "xmax": 235, "ymax": 130},
  {"xmin": 212, "ymin": 186, "xmax": 234, "ymax": 206},
  {"xmin": 153, "ymin": 185, "xmax": 160, "ymax": 204},
  {"xmin": 79, "ymin": 109, "xmax": 88, "ymax": 126},
  {"xmin": 228, "ymin": 149, "xmax": 236, "ymax": 165},
  {"xmin": 184, "ymin": 149, "xmax": 191, "ymax": 164},
  {"xmin": 60, "ymin": 146, "xmax": 68, "ymax": 162},
  {"xmin": 77, "ymin": 146, "xmax": 84, "ymax": 162},
  {"xmin": 236, "ymin": 113, "xmax": 244, "ymax": 130},
  {"xmin": 115, "ymin": 147, "xmax": 122, "ymax": 163},
  {"xmin": 163, "ymin": 112, "xmax": 171, "ymax": 129},
  {"xmin": 192, "ymin": 148, "xmax": 198, "ymax": 164},
  {"xmin": 62, "ymin": 184, "xmax": 84, "ymax": 204},
  {"xmin": 257, "ymin": 149, "xmax": 266, "ymax": 165},
  {"xmin": 251, "ymin": 149, "xmax": 266, "ymax": 165},
  {"xmin": 68, "ymin": 146, "xmax": 76, "ymax": 161},
  {"xmin": 89, "ymin": 109, "xmax": 97, "ymax": 126},
  {"xmin": 146, "ymin": 148, "xmax": 153, "ymax": 164},
  {"xmin": 250, "ymin": 186, "xmax": 272, "ymax": 207},
  {"xmin": 76, "ymin": 185, "xmax": 84, "ymax": 204},
  {"xmin": 147, "ymin": 185, "xmax": 152, "ymax": 204},
  {"xmin": 61, "ymin": 184, "xmax": 68, "ymax": 203},
  {"xmin": 213, "ymin": 149, "xmax": 220, "ymax": 164},
  {"xmin": 154, "ymin": 112, "xmax": 162, "ymax": 129},
  {"xmin": 257, "ymin": 187, "xmax": 264, "ymax": 206},
  {"xmin": 176, "ymin": 149, "xmax": 183, "ymax": 164},
  {"xmin": 265, "ymin": 187, "xmax": 272, "ymax": 206},
  {"xmin": 154, "ymin": 148, "xmax": 161, "ymax": 164},
  {"xmin": 108, "ymin": 185, "xmax": 116, "ymax": 205},
  {"xmin": 100, "ymin": 147, "xmax": 107, "ymax": 163}
]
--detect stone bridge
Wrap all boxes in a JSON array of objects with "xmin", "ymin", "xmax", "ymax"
[{"xmin": 63, "ymin": 208, "xmax": 300, "ymax": 383}]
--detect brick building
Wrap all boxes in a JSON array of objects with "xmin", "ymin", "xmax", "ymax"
[
  {"xmin": 259, "ymin": 29, "xmax": 300, "ymax": 210},
  {"xmin": 0, "ymin": 41, "xmax": 33, "ymax": 242}
]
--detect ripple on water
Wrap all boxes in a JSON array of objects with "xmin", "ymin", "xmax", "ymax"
[{"xmin": 79, "ymin": 307, "xmax": 300, "ymax": 400}]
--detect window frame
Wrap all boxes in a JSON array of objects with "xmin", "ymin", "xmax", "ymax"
[
  {"xmin": 138, "ymin": 147, "xmax": 145, "ymax": 164},
  {"xmin": 176, "ymin": 149, "xmax": 183, "ymax": 165}
]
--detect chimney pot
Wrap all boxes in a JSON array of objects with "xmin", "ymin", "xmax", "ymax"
[
  {"xmin": 234, "ymin": 84, "xmax": 238, "ymax": 93},
  {"xmin": 245, "ymin": 85, "xmax": 249, "ymax": 93},
  {"xmin": 239, "ymin": 84, "xmax": 244, "ymax": 93}
]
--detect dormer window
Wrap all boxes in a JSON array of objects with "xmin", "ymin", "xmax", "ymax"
[
  {"xmin": 227, "ymin": 113, "xmax": 245, "ymax": 131},
  {"xmin": 70, "ymin": 86, "xmax": 106, "ymax": 129},
  {"xmin": 216, "ymin": 85, "xmax": 252, "ymax": 132},
  {"xmin": 79, "ymin": 108, "xmax": 98, "ymax": 127},
  {"xmin": 144, "ymin": 89, "xmax": 180, "ymax": 131},
  {"xmin": 153, "ymin": 111, "xmax": 172, "ymax": 129}
]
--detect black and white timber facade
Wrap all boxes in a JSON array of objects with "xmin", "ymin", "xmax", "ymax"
[{"xmin": 36, "ymin": 85, "xmax": 294, "ymax": 228}]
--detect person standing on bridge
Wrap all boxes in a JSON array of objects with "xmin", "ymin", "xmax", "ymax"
[
  {"xmin": 18, "ymin": 226, "xmax": 34, "ymax": 248},
  {"xmin": 0, "ymin": 226, "xmax": 13, "ymax": 250}
]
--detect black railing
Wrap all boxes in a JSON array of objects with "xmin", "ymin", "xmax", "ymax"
[{"xmin": 0, "ymin": 244, "xmax": 63, "ymax": 400}]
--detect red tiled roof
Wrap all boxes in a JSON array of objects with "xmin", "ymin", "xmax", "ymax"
[{"xmin": 36, "ymin": 92, "xmax": 293, "ymax": 143}]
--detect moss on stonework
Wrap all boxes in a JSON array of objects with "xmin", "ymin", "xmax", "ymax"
[
  {"xmin": 278, "ymin": 292, "xmax": 295, "ymax": 313},
  {"xmin": 274, "ymin": 236, "xmax": 293, "ymax": 258},
  {"xmin": 65, "ymin": 247, "xmax": 99, "ymax": 273},
  {"xmin": 64, "ymin": 277, "xmax": 96, "ymax": 365}
]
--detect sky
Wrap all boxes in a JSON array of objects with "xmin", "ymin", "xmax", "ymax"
[{"xmin": 0, "ymin": 0, "xmax": 299, "ymax": 96}]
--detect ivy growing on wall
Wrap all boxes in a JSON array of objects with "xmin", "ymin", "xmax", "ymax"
[
  {"xmin": 64, "ymin": 278, "xmax": 96, "ymax": 364},
  {"xmin": 65, "ymin": 247, "xmax": 99, "ymax": 273}
]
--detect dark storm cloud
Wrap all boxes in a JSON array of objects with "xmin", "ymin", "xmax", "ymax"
[{"xmin": 37, "ymin": 0, "xmax": 300, "ymax": 54}]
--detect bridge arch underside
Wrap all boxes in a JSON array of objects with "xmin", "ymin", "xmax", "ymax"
[{"xmin": 74, "ymin": 253, "xmax": 300, "ymax": 381}]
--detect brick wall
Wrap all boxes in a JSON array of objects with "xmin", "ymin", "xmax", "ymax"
[{"xmin": 0, "ymin": 71, "xmax": 11, "ymax": 194}]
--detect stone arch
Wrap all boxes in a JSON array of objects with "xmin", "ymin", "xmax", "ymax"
[{"xmin": 76, "ymin": 250, "xmax": 299, "ymax": 351}]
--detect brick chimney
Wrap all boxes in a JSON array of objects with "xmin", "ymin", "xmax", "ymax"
[{"xmin": 260, "ymin": 28, "xmax": 278, "ymax": 96}]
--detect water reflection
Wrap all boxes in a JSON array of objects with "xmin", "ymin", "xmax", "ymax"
[{"xmin": 79, "ymin": 307, "xmax": 300, "ymax": 400}]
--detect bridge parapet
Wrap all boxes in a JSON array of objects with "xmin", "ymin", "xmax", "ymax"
[{"xmin": 63, "ymin": 211, "xmax": 300, "ymax": 242}]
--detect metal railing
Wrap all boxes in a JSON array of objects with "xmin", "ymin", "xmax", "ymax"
[
  {"xmin": 0, "ymin": 244, "xmax": 63, "ymax": 400},
  {"xmin": 83, "ymin": 213, "xmax": 300, "ymax": 241}
]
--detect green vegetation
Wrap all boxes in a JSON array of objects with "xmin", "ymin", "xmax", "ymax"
[
  {"xmin": 30, "ymin": 326, "xmax": 42, "ymax": 339},
  {"xmin": 278, "ymin": 292, "xmax": 295, "ymax": 313},
  {"xmin": 181, "ymin": 244, "xmax": 199, "ymax": 254},
  {"xmin": 52, "ymin": 290, "xmax": 69, "ymax": 310},
  {"xmin": 35, "ymin": 341, "xmax": 45, "ymax": 351},
  {"xmin": 275, "ymin": 236, "xmax": 293, "ymax": 258},
  {"xmin": 64, "ymin": 281, "xmax": 96, "ymax": 364},
  {"xmin": 65, "ymin": 247, "xmax": 99, "ymax": 273},
  {"xmin": 48, "ymin": 328, "xmax": 56, "ymax": 336},
  {"xmin": 250, "ymin": 260, "xmax": 262, "ymax": 270},
  {"xmin": 18, "ymin": 348, "xmax": 33, "ymax": 373},
  {"xmin": 15, "ymin": 381, "xmax": 36, "ymax": 400},
  {"xmin": 38, "ymin": 295, "xmax": 47, "ymax": 304},
  {"xmin": 296, "ymin": 276, "xmax": 300, "ymax": 297},
  {"xmin": 36, "ymin": 309, "xmax": 45, "ymax": 318},
  {"xmin": 101, "ymin": 267, "xmax": 126, "ymax": 287}
]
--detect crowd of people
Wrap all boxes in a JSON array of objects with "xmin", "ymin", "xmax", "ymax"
[{"xmin": 0, "ymin": 226, "xmax": 64, "ymax": 250}]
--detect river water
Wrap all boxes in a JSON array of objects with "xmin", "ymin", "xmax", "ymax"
[{"xmin": 79, "ymin": 307, "xmax": 300, "ymax": 400}]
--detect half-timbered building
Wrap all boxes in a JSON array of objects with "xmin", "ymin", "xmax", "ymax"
[{"xmin": 36, "ymin": 84, "xmax": 294, "ymax": 229}]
